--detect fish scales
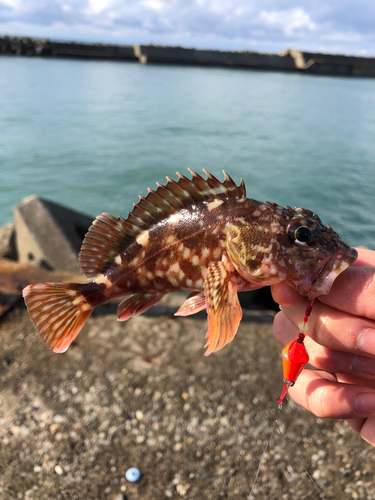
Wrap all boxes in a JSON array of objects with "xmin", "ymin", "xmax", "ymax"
[
  {"xmin": 22, "ymin": 170, "xmax": 357, "ymax": 355},
  {"xmin": 107, "ymin": 197, "xmax": 261, "ymax": 295}
]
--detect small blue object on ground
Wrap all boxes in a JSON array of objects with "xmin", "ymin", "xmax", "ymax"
[{"xmin": 125, "ymin": 468, "xmax": 141, "ymax": 482}]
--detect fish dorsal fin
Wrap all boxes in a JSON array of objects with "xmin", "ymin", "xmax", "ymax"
[
  {"xmin": 78, "ymin": 170, "xmax": 246, "ymax": 279},
  {"xmin": 132, "ymin": 169, "xmax": 245, "ymax": 225}
]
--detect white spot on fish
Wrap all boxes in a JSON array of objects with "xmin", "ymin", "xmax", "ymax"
[
  {"xmin": 130, "ymin": 257, "xmax": 139, "ymax": 267},
  {"xmin": 166, "ymin": 235, "xmax": 177, "ymax": 246},
  {"xmin": 186, "ymin": 278, "xmax": 193, "ymax": 287},
  {"xmin": 252, "ymin": 209, "xmax": 261, "ymax": 217},
  {"xmin": 115, "ymin": 255, "xmax": 122, "ymax": 265},
  {"xmin": 207, "ymin": 199, "xmax": 224, "ymax": 211},
  {"xmin": 136, "ymin": 231, "xmax": 149, "ymax": 247},
  {"xmin": 72, "ymin": 297, "xmax": 84, "ymax": 306},
  {"xmin": 168, "ymin": 213, "xmax": 181, "ymax": 225},
  {"xmin": 201, "ymin": 248, "xmax": 210, "ymax": 259},
  {"xmin": 169, "ymin": 262, "xmax": 180, "ymax": 274},
  {"xmin": 213, "ymin": 248, "xmax": 222, "ymax": 260},
  {"xmin": 147, "ymin": 271, "xmax": 153, "ymax": 280},
  {"xmin": 168, "ymin": 276, "xmax": 179, "ymax": 287},
  {"xmin": 270, "ymin": 264, "xmax": 277, "ymax": 275},
  {"xmin": 192, "ymin": 255, "xmax": 199, "ymax": 266},
  {"xmin": 95, "ymin": 274, "xmax": 111, "ymax": 286},
  {"xmin": 183, "ymin": 247, "xmax": 191, "ymax": 259}
]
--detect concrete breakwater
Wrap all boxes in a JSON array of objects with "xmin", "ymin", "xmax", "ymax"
[{"xmin": 2, "ymin": 35, "xmax": 375, "ymax": 76}]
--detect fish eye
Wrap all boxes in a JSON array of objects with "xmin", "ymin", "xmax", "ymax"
[{"xmin": 287, "ymin": 220, "xmax": 320, "ymax": 247}]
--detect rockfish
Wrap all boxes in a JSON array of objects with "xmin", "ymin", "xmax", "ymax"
[{"xmin": 23, "ymin": 170, "xmax": 357, "ymax": 355}]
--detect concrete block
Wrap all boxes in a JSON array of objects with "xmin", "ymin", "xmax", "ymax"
[
  {"xmin": 0, "ymin": 222, "xmax": 18, "ymax": 260},
  {"xmin": 14, "ymin": 196, "xmax": 94, "ymax": 273}
]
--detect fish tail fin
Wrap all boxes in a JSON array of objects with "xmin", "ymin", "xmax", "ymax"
[{"xmin": 22, "ymin": 282, "xmax": 93, "ymax": 353}]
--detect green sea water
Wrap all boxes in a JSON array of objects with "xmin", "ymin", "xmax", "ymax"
[{"xmin": 0, "ymin": 56, "xmax": 374, "ymax": 248}]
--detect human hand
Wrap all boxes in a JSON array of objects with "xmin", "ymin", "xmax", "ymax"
[{"xmin": 272, "ymin": 248, "xmax": 375, "ymax": 446}]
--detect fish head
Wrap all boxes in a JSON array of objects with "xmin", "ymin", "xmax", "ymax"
[
  {"xmin": 225, "ymin": 203, "xmax": 357, "ymax": 299},
  {"xmin": 281, "ymin": 207, "xmax": 358, "ymax": 299}
]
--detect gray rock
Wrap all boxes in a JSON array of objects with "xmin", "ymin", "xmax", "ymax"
[
  {"xmin": 14, "ymin": 196, "xmax": 93, "ymax": 272},
  {"xmin": 0, "ymin": 222, "xmax": 17, "ymax": 261}
]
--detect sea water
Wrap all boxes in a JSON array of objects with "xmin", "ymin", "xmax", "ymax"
[{"xmin": 0, "ymin": 56, "xmax": 374, "ymax": 248}]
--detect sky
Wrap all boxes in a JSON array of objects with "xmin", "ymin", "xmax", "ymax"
[{"xmin": 0, "ymin": 0, "xmax": 375, "ymax": 56}]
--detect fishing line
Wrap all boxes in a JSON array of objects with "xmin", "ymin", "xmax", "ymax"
[
  {"xmin": 274, "ymin": 415, "xmax": 325, "ymax": 499},
  {"xmin": 248, "ymin": 298, "xmax": 322, "ymax": 498},
  {"xmin": 247, "ymin": 405, "xmax": 281, "ymax": 499},
  {"xmin": 248, "ymin": 404, "xmax": 325, "ymax": 499}
]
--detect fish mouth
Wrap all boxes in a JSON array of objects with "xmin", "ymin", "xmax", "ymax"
[{"xmin": 304, "ymin": 247, "xmax": 358, "ymax": 300}]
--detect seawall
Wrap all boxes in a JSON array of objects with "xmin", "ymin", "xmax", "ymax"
[{"xmin": 2, "ymin": 35, "xmax": 375, "ymax": 77}]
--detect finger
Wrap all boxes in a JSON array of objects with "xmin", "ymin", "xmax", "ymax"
[
  {"xmin": 278, "ymin": 300, "xmax": 375, "ymax": 356},
  {"xmin": 318, "ymin": 265, "xmax": 375, "ymax": 320},
  {"xmin": 347, "ymin": 417, "xmax": 375, "ymax": 447},
  {"xmin": 273, "ymin": 312, "xmax": 375, "ymax": 382},
  {"xmin": 351, "ymin": 248, "xmax": 375, "ymax": 268},
  {"xmin": 271, "ymin": 282, "xmax": 305, "ymax": 307},
  {"xmin": 288, "ymin": 369, "xmax": 375, "ymax": 420}
]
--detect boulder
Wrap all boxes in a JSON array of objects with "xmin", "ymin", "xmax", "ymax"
[
  {"xmin": 0, "ymin": 222, "xmax": 17, "ymax": 260},
  {"xmin": 14, "ymin": 196, "xmax": 94, "ymax": 273}
]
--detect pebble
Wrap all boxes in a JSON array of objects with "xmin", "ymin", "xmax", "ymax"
[
  {"xmin": 125, "ymin": 468, "xmax": 141, "ymax": 482},
  {"xmin": 54, "ymin": 465, "xmax": 63, "ymax": 475}
]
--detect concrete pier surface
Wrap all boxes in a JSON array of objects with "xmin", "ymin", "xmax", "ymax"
[
  {"xmin": 1, "ymin": 197, "xmax": 375, "ymax": 498},
  {"xmin": 2, "ymin": 35, "xmax": 375, "ymax": 76},
  {"xmin": 1, "ymin": 295, "xmax": 375, "ymax": 499}
]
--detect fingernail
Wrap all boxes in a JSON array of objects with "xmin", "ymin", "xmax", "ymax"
[
  {"xmin": 355, "ymin": 393, "xmax": 375, "ymax": 414},
  {"xmin": 357, "ymin": 328, "xmax": 375, "ymax": 355}
]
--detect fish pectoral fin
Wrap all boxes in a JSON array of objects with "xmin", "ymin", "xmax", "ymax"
[
  {"xmin": 203, "ymin": 261, "xmax": 242, "ymax": 356},
  {"xmin": 117, "ymin": 293, "xmax": 165, "ymax": 321},
  {"xmin": 174, "ymin": 292, "xmax": 206, "ymax": 317}
]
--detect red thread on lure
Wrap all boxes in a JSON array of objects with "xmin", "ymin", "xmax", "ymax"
[{"xmin": 277, "ymin": 298, "xmax": 315, "ymax": 406}]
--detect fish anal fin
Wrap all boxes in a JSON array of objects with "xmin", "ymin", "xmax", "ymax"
[
  {"xmin": 117, "ymin": 293, "xmax": 165, "ymax": 321},
  {"xmin": 175, "ymin": 292, "xmax": 206, "ymax": 317},
  {"xmin": 203, "ymin": 261, "xmax": 242, "ymax": 356},
  {"xmin": 22, "ymin": 282, "xmax": 93, "ymax": 353}
]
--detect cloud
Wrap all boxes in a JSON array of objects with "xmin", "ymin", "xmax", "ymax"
[
  {"xmin": 257, "ymin": 8, "xmax": 315, "ymax": 37},
  {"xmin": 0, "ymin": 0, "xmax": 374, "ymax": 56}
]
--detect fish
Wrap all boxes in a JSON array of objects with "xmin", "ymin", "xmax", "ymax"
[{"xmin": 23, "ymin": 170, "xmax": 358, "ymax": 356}]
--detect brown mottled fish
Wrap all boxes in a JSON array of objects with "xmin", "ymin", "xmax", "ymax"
[{"xmin": 23, "ymin": 170, "xmax": 357, "ymax": 355}]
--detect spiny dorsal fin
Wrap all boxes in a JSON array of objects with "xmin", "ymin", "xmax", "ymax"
[
  {"xmin": 78, "ymin": 170, "xmax": 245, "ymax": 279},
  {"xmin": 132, "ymin": 169, "xmax": 245, "ymax": 227}
]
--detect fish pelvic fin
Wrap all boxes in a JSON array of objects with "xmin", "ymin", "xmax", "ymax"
[
  {"xmin": 22, "ymin": 283, "xmax": 93, "ymax": 353},
  {"xmin": 175, "ymin": 292, "xmax": 206, "ymax": 317},
  {"xmin": 117, "ymin": 293, "xmax": 165, "ymax": 321},
  {"xmin": 203, "ymin": 261, "xmax": 242, "ymax": 356}
]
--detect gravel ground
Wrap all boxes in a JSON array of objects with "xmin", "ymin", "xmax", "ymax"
[{"xmin": 1, "ymin": 296, "xmax": 374, "ymax": 500}]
